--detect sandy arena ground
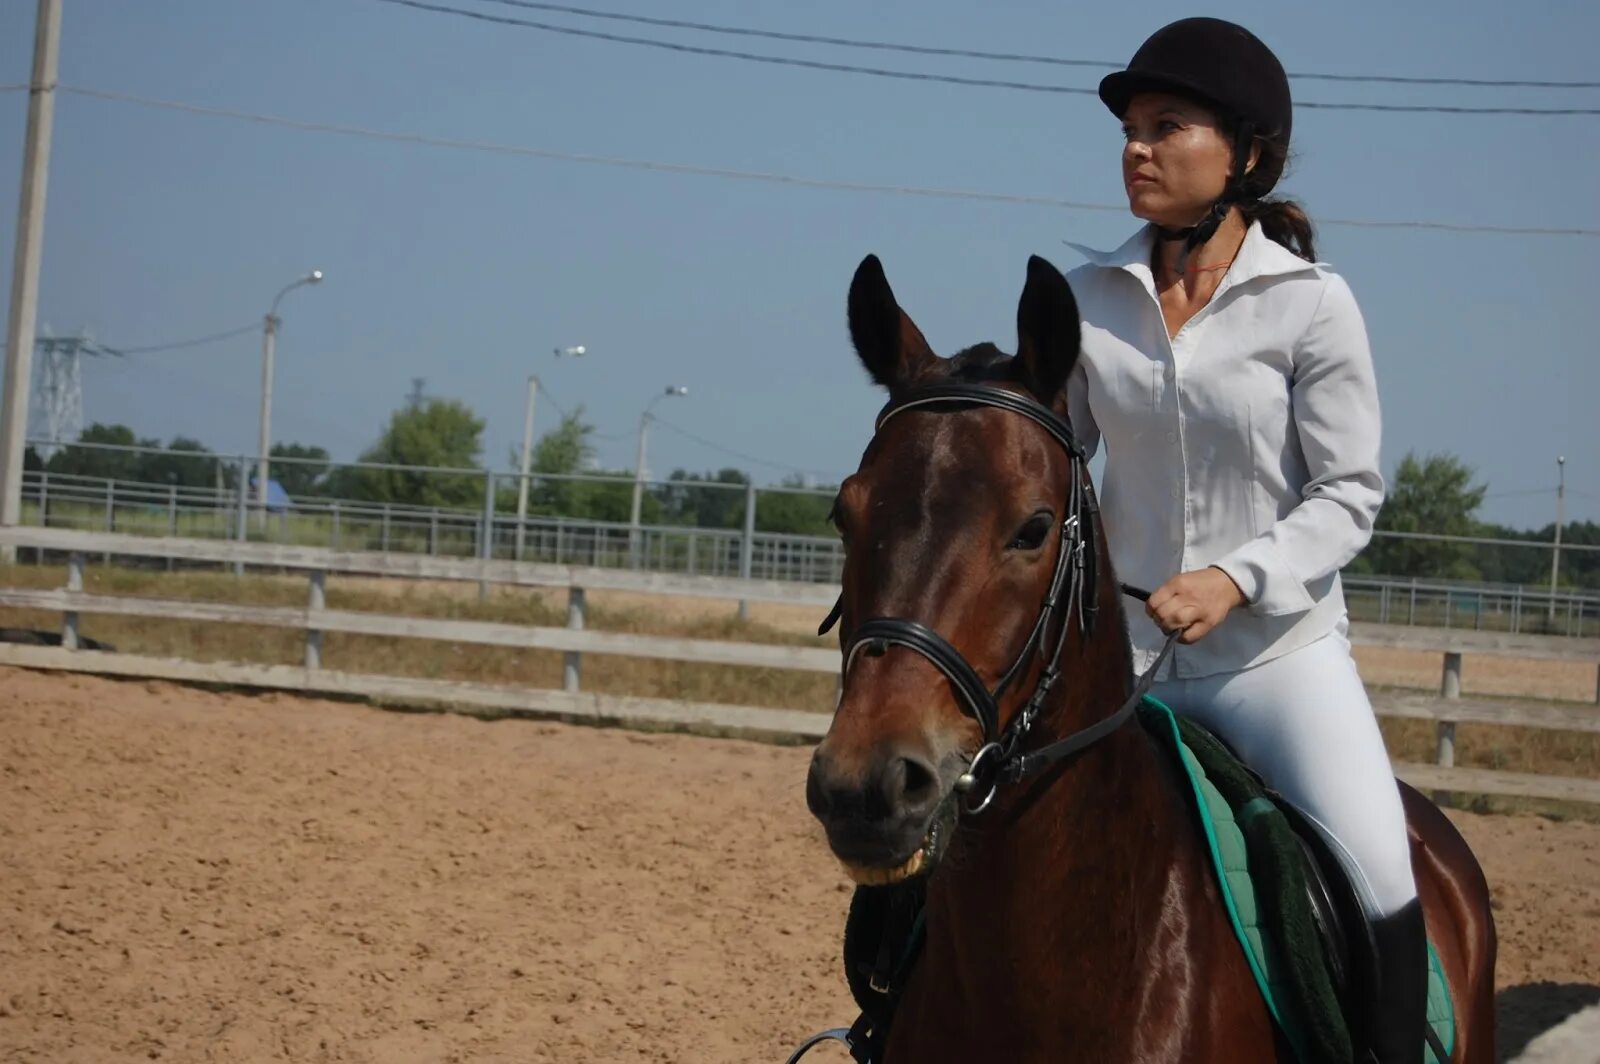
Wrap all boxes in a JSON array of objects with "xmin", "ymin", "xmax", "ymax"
[{"xmin": 2, "ymin": 667, "xmax": 1597, "ymax": 1063}]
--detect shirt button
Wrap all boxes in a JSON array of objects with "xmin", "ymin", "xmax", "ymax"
[
  {"xmin": 1169, "ymin": 484, "xmax": 1181, "ymax": 499},
  {"xmin": 1166, "ymin": 430, "xmax": 1178, "ymax": 444}
]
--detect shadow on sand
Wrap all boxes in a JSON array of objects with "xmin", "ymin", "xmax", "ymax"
[{"xmin": 1496, "ymin": 982, "xmax": 1600, "ymax": 1062}]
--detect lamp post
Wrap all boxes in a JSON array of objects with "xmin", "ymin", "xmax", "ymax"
[
  {"xmin": 515, "ymin": 344, "xmax": 585, "ymax": 558},
  {"xmin": 629, "ymin": 385, "xmax": 689, "ymax": 561},
  {"xmin": 257, "ymin": 269, "xmax": 323, "ymax": 518},
  {"xmin": 1548, "ymin": 455, "xmax": 1566, "ymax": 626}
]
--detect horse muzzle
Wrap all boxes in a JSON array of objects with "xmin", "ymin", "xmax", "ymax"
[{"xmin": 806, "ymin": 744, "xmax": 957, "ymax": 885}]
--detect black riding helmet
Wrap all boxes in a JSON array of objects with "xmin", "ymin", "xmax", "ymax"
[{"xmin": 1099, "ymin": 18, "xmax": 1292, "ymax": 257}]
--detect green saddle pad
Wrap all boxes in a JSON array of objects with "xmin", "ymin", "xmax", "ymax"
[{"xmin": 1139, "ymin": 697, "xmax": 1455, "ymax": 1064}]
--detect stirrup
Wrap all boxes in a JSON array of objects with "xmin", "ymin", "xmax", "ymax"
[{"xmin": 784, "ymin": 1027, "xmax": 853, "ymax": 1064}]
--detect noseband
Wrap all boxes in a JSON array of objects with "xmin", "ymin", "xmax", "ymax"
[{"xmin": 820, "ymin": 382, "xmax": 1178, "ymax": 814}]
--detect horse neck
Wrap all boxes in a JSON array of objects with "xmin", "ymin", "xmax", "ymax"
[{"xmin": 918, "ymin": 580, "xmax": 1206, "ymax": 1033}]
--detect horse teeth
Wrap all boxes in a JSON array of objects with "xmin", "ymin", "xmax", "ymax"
[{"xmin": 841, "ymin": 843, "xmax": 927, "ymax": 886}]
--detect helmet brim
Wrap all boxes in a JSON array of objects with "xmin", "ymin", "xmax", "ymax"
[{"xmin": 1097, "ymin": 70, "xmax": 1225, "ymax": 121}]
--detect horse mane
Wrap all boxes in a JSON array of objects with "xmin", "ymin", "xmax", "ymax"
[{"xmin": 947, "ymin": 343, "xmax": 1015, "ymax": 383}]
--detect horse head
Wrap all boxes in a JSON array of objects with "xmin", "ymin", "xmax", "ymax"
[{"xmin": 806, "ymin": 253, "xmax": 1098, "ymax": 885}]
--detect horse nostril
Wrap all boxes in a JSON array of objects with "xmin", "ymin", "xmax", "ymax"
[{"xmin": 881, "ymin": 755, "xmax": 939, "ymax": 816}]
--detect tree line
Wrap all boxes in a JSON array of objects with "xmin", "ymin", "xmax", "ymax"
[
  {"xmin": 24, "ymin": 404, "xmax": 1592, "ymax": 587},
  {"xmin": 24, "ymin": 397, "xmax": 835, "ymax": 537}
]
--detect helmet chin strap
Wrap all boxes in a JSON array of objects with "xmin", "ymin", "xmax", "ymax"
[{"xmin": 1155, "ymin": 121, "xmax": 1256, "ymax": 275}]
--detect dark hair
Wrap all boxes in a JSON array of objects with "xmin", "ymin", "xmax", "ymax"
[{"xmin": 1230, "ymin": 126, "xmax": 1316, "ymax": 262}]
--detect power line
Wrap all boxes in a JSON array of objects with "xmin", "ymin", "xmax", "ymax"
[
  {"xmin": 528, "ymin": 380, "xmax": 626, "ymax": 440},
  {"xmin": 471, "ymin": 0, "xmax": 1600, "ymax": 91},
  {"xmin": 370, "ymin": 0, "xmax": 1600, "ymax": 116},
  {"xmin": 101, "ymin": 322, "xmax": 260, "ymax": 355},
  {"xmin": 58, "ymin": 86, "xmax": 1600, "ymax": 238},
  {"xmin": 653, "ymin": 416, "xmax": 839, "ymax": 481},
  {"xmin": 1483, "ymin": 486, "xmax": 1558, "ymax": 500}
]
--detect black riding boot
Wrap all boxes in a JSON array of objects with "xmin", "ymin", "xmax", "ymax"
[{"xmin": 1363, "ymin": 899, "xmax": 1430, "ymax": 1063}]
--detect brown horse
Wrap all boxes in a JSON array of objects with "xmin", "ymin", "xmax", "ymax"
[{"xmin": 804, "ymin": 254, "xmax": 1496, "ymax": 1062}]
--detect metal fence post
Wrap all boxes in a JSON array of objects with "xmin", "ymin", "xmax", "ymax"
[
  {"xmin": 102, "ymin": 479, "xmax": 114, "ymax": 564},
  {"xmin": 478, "ymin": 472, "xmax": 495, "ymax": 601},
  {"xmin": 381, "ymin": 504, "xmax": 391, "ymax": 553},
  {"xmin": 62, "ymin": 552, "xmax": 83, "ymax": 650},
  {"xmin": 306, "ymin": 570, "xmax": 325, "ymax": 670},
  {"xmin": 1435, "ymin": 651, "xmax": 1462, "ymax": 807},
  {"xmin": 233, "ymin": 456, "xmax": 249, "ymax": 577},
  {"xmin": 738, "ymin": 481, "xmax": 756, "ymax": 621},
  {"xmin": 429, "ymin": 508, "xmax": 439, "ymax": 557},
  {"xmin": 330, "ymin": 500, "xmax": 341, "ymax": 550},
  {"xmin": 38, "ymin": 469, "xmax": 48, "ymax": 529},
  {"xmin": 564, "ymin": 586, "xmax": 585, "ymax": 693}
]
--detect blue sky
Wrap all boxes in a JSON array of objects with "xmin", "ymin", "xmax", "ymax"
[{"xmin": 1, "ymin": 0, "xmax": 1596, "ymax": 526}]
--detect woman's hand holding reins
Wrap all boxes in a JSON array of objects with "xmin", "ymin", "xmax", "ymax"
[{"xmin": 1146, "ymin": 567, "xmax": 1246, "ymax": 644}]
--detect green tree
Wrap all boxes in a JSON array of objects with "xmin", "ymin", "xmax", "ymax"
[
  {"xmin": 502, "ymin": 409, "xmax": 653, "ymax": 523},
  {"xmin": 654, "ymin": 468, "xmax": 748, "ymax": 529},
  {"xmin": 270, "ymin": 443, "xmax": 331, "ymax": 498},
  {"xmin": 1359, "ymin": 452, "xmax": 1487, "ymax": 580},
  {"xmin": 46, "ymin": 423, "xmax": 156, "ymax": 481},
  {"xmin": 756, "ymin": 474, "xmax": 838, "ymax": 535},
  {"xmin": 136, "ymin": 436, "xmax": 217, "ymax": 488},
  {"xmin": 529, "ymin": 409, "xmax": 597, "ymax": 477},
  {"xmin": 344, "ymin": 398, "xmax": 485, "ymax": 507}
]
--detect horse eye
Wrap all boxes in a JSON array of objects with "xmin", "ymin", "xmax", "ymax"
[{"xmin": 1008, "ymin": 512, "xmax": 1054, "ymax": 552}]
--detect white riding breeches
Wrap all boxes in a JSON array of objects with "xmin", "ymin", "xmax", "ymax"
[{"xmin": 1147, "ymin": 626, "xmax": 1419, "ymax": 920}]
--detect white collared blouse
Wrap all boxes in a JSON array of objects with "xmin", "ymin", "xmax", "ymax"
[{"xmin": 1064, "ymin": 222, "xmax": 1384, "ymax": 678}]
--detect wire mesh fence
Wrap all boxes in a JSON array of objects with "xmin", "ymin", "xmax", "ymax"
[{"xmin": 14, "ymin": 440, "xmax": 1598, "ymax": 637}]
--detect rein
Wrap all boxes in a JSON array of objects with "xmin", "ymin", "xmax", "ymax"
[{"xmin": 818, "ymin": 382, "xmax": 1180, "ymax": 814}]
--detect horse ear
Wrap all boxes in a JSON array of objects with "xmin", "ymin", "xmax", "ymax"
[
  {"xmin": 847, "ymin": 255, "xmax": 937, "ymax": 390},
  {"xmin": 1015, "ymin": 255, "xmax": 1082, "ymax": 407}
]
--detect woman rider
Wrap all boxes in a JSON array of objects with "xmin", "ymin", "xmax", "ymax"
[{"xmin": 1065, "ymin": 18, "xmax": 1424, "ymax": 1063}]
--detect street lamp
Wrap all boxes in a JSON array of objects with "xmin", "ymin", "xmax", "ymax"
[
  {"xmin": 515, "ymin": 344, "xmax": 587, "ymax": 558},
  {"xmin": 629, "ymin": 385, "xmax": 689, "ymax": 543},
  {"xmin": 1548, "ymin": 455, "xmax": 1566, "ymax": 626},
  {"xmin": 257, "ymin": 269, "xmax": 323, "ymax": 516}
]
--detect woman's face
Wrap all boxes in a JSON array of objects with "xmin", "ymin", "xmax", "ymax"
[{"xmin": 1120, "ymin": 92, "xmax": 1236, "ymax": 229}]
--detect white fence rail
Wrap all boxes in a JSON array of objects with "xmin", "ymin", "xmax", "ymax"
[{"xmin": 2, "ymin": 526, "xmax": 1597, "ymax": 805}]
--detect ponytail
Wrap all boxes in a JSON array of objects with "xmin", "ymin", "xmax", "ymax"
[{"xmin": 1240, "ymin": 197, "xmax": 1316, "ymax": 262}]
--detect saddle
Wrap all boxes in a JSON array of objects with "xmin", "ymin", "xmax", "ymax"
[{"xmin": 836, "ymin": 699, "xmax": 1456, "ymax": 1064}]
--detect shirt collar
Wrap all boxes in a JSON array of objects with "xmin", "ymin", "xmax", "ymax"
[{"xmin": 1064, "ymin": 221, "xmax": 1320, "ymax": 292}]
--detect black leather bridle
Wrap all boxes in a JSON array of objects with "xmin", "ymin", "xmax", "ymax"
[{"xmin": 819, "ymin": 382, "xmax": 1179, "ymax": 815}]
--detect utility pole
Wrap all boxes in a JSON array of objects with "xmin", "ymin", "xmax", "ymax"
[
  {"xmin": 1548, "ymin": 455, "xmax": 1566, "ymax": 626},
  {"xmin": 514, "ymin": 346, "xmax": 583, "ymax": 561},
  {"xmin": 515, "ymin": 374, "xmax": 539, "ymax": 558},
  {"xmin": 629, "ymin": 386, "xmax": 688, "ymax": 562},
  {"xmin": 256, "ymin": 270, "xmax": 322, "ymax": 520},
  {"xmin": 0, "ymin": 0, "xmax": 62, "ymax": 564}
]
